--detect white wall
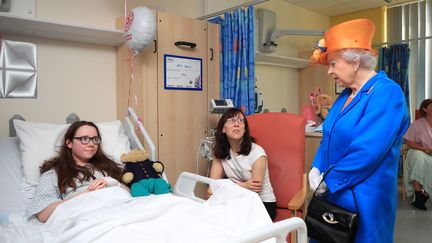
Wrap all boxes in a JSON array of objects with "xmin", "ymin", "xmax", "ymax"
[
  {"xmin": 254, "ymin": 0, "xmax": 329, "ymax": 113},
  {"xmin": 0, "ymin": 0, "xmax": 125, "ymax": 137},
  {"xmin": 0, "ymin": 0, "xmax": 207, "ymax": 137},
  {"xmin": 0, "ymin": 35, "xmax": 117, "ymax": 137},
  {"xmin": 256, "ymin": 65, "xmax": 298, "ymax": 112}
]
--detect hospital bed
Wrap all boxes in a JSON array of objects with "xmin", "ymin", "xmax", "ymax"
[{"xmin": 0, "ymin": 107, "xmax": 307, "ymax": 243}]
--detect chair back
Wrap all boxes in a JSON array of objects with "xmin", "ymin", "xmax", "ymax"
[{"xmin": 247, "ymin": 112, "xmax": 305, "ymax": 212}]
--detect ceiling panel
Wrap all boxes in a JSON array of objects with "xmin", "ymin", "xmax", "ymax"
[
  {"xmin": 281, "ymin": 0, "xmax": 417, "ymax": 17},
  {"xmin": 319, "ymin": 5, "xmax": 355, "ymax": 16}
]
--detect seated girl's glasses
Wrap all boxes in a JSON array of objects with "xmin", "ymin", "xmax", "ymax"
[
  {"xmin": 226, "ymin": 117, "xmax": 245, "ymax": 124},
  {"xmin": 73, "ymin": 136, "xmax": 101, "ymax": 145}
]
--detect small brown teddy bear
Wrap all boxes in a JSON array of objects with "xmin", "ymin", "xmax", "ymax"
[
  {"xmin": 121, "ymin": 149, "xmax": 171, "ymax": 197},
  {"xmin": 315, "ymin": 93, "xmax": 333, "ymax": 122}
]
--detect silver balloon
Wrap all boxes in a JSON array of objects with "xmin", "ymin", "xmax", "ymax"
[{"xmin": 124, "ymin": 7, "xmax": 156, "ymax": 54}]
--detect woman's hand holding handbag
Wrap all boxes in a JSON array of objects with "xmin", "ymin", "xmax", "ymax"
[
  {"xmin": 308, "ymin": 167, "xmax": 328, "ymax": 195},
  {"xmin": 305, "ymin": 167, "xmax": 359, "ymax": 243}
]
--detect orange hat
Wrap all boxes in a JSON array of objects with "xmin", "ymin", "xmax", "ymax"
[{"xmin": 310, "ymin": 19, "xmax": 376, "ymax": 65}]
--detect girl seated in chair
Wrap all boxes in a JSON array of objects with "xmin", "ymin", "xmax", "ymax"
[{"xmin": 207, "ymin": 108, "xmax": 276, "ymax": 220}]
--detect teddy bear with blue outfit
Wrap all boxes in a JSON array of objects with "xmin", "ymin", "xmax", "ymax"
[{"xmin": 121, "ymin": 149, "xmax": 171, "ymax": 197}]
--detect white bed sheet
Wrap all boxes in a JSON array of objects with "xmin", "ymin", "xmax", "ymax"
[{"xmin": 0, "ymin": 181, "xmax": 273, "ymax": 243}]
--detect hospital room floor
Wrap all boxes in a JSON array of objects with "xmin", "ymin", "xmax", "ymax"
[{"xmin": 394, "ymin": 193, "xmax": 432, "ymax": 243}]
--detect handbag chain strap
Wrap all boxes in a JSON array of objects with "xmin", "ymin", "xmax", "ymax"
[{"xmin": 312, "ymin": 166, "xmax": 359, "ymax": 212}]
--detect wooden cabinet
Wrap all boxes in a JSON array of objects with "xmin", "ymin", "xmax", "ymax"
[
  {"xmin": 157, "ymin": 12, "xmax": 209, "ymax": 184},
  {"xmin": 116, "ymin": 11, "xmax": 219, "ymax": 184},
  {"xmin": 305, "ymin": 133, "xmax": 322, "ymax": 173}
]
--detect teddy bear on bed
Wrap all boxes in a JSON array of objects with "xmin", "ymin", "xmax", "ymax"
[{"xmin": 121, "ymin": 149, "xmax": 171, "ymax": 197}]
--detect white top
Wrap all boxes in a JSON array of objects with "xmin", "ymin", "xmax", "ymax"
[{"xmin": 221, "ymin": 143, "xmax": 276, "ymax": 202}]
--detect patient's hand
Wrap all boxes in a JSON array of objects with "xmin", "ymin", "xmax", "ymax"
[{"xmin": 88, "ymin": 178, "xmax": 108, "ymax": 191}]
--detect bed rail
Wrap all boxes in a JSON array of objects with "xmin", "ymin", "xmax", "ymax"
[
  {"xmin": 173, "ymin": 172, "xmax": 213, "ymax": 203},
  {"xmin": 125, "ymin": 107, "xmax": 169, "ymax": 182},
  {"xmin": 126, "ymin": 107, "xmax": 156, "ymax": 161},
  {"xmin": 228, "ymin": 217, "xmax": 307, "ymax": 243},
  {"xmin": 174, "ymin": 172, "xmax": 308, "ymax": 243},
  {"xmin": 123, "ymin": 116, "xmax": 144, "ymax": 151},
  {"xmin": 9, "ymin": 114, "xmax": 25, "ymax": 137}
]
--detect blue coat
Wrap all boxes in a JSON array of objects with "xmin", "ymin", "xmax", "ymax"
[{"xmin": 312, "ymin": 71, "xmax": 410, "ymax": 243}]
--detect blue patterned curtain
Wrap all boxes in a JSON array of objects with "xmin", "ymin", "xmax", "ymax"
[
  {"xmin": 378, "ymin": 44, "xmax": 410, "ymax": 176},
  {"xmin": 378, "ymin": 44, "xmax": 410, "ymax": 108},
  {"xmin": 209, "ymin": 6, "xmax": 255, "ymax": 115}
]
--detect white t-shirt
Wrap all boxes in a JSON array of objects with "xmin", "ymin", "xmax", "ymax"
[{"xmin": 221, "ymin": 143, "xmax": 276, "ymax": 202}]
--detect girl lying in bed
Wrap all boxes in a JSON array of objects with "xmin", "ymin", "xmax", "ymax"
[{"xmin": 26, "ymin": 121, "xmax": 123, "ymax": 223}]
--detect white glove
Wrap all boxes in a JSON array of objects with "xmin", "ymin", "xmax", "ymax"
[{"xmin": 308, "ymin": 167, "xmax": 328, "ymax": 195}]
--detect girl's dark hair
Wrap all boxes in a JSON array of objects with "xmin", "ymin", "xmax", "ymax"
[
  {"xmin": 40, "ymin": 121, "xmax": 122, "ymax": 194},
  {"xmin": 212, "ymin": 108, "xmax": 254, "ymax": 160},
  {"xmin": 419, "ymin": 99, "xmax": 432, "ymax": 117}
]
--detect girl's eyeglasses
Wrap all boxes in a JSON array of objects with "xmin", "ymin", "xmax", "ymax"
[
  {"xmin": 226, "ymin": 117, "xmax": 245, "ymax": 124},
  {"xmin": 73, "ymin": 136, "xmax": 101, "ymax": 145}
]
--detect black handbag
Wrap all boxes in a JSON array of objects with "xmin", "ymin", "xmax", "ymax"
[{"xmin": 305, "ymin": 171, "xmax": 359, "ymax": 243}]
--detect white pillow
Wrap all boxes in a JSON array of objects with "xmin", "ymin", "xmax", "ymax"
[
  {"xmin": 0, "ymin": 137, "xmax": 31, "ymax": 213},
  {"xmin": 97, "ymin": 120, "xmax": 131, "ymax": 163},
  {"xmin": 13, "ymin": 120, "xmax": 131, "ymax": 186},
  {"xmin": 13, "ymin": 120, "xmax": 68, "ymax": 185}
]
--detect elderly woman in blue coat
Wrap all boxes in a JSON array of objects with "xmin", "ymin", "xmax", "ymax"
[{"xmin": 308, "ymin": 19, "xmax": 410, "ymax": 242}]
